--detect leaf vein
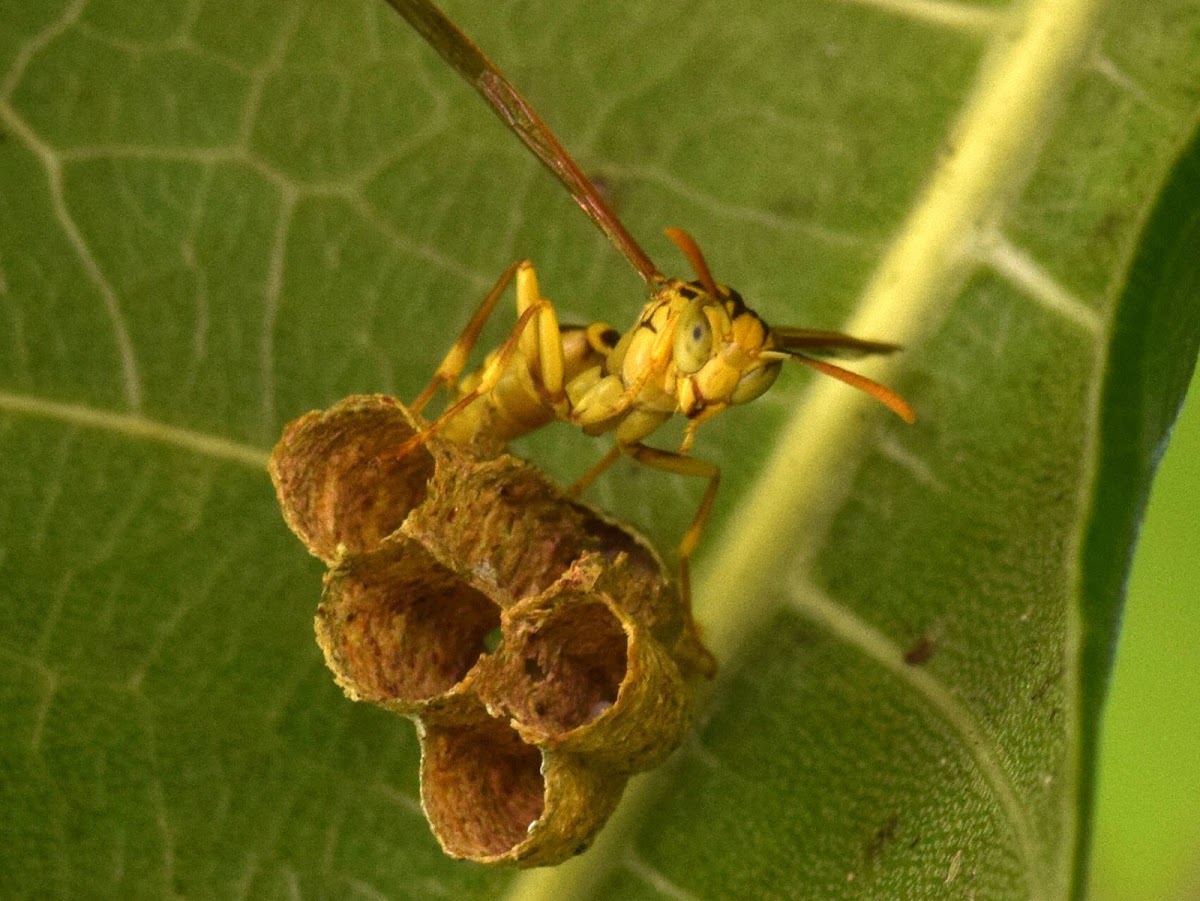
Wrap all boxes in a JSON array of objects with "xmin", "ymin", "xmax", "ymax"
[
  {"xmin": 1089, "ymin": 51, "xmax": 1176, "ymax": 119},
  {"xmin": 0, "ymin": 391, "xmax": 270, "ymax": 470},
  {"xmin": 601, "ymin": 162, "xmax": 875, "ymax": 250},
  {"xmin": 29, "ymin": 666, "xmax": 59, "ymax": 754},
  {"xmin": 235, "ymin": 0, "xmax": 305, "ymax": 151},
  {"xmin": 831, "ymin": 0, "xmax": 1008, "ymax": 33},
  {"xmin": 260, "ymin": 186, "xmax": 297, "ymax": 442},
  {"xmin": 0, "ymin": 101, "xmax": 145, "ymax": 408},
  {"xmin": 623, "ymin": 850, "xmax": 704, "ymax": 901},
  {"xmin": 505, "ymin": 0, "xmax": 1105, "ymax": 895},
  {"xmin": 976, "ymin": 229, "xmax": 1103, "ymax": 333},
  {"xmin": 784, "ymin": 580, "xmax": 1043, "ymax": 893},
  {"xmin": 0, "ymin": 0, "xmax": 86, "ymax": 99}
]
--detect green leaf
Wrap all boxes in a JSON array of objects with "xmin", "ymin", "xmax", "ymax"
[
  {"xmin": 1073, "ymin": 115, "xmax": 1200, "ymax": 899},
  {"xmin": 1092, "ymin": 370, "xmax": 1200, "ymax": 899},
  {"xmin": 2, "ymin": 1, "xmax": 1198, "ymax": 899}
]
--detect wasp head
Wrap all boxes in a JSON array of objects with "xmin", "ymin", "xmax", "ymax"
[{"xmin": 672, "ymin": 283, "xmax": 782, "ymax": 417}]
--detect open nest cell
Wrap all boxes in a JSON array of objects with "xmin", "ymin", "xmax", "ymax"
[{"xmin": 270, "ymin": 394, "xmax": 712, "ymax": 867}]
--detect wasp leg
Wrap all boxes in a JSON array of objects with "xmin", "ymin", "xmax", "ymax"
[
  {"xmin": 621, "ymin": 442, "xmax": 720, "ymax": 597},
  {"xmin": 515, "ymin": 263, "xmax": 567, "ymax": 415},
  {"xmin": 568, "ymin": 443, "xmax": 622, "ymax": 495},
  {"xmin": 411, "ymin": 261, "xmax": 523, "ymax": 414},
  {"xmin": 386, "ymin": 298, "xmax": 552, "ymax": 459},
  {"xmin": 619, "ymin": 441, "xmax": 720, "ymax": 674}
]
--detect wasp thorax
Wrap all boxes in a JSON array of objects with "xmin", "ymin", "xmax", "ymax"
[{"xmin": 270, "ymin": 394, "xmax": 712, "ymax": 867}]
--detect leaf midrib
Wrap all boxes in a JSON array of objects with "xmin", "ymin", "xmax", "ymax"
[{"xmin": 507, "ymin": 0, "xmax": 1107, "ymax": 898}]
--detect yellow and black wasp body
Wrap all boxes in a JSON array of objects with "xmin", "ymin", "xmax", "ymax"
[{"xmin": 385, "ymin": 0, "xmax": 915, "ymax": 604}]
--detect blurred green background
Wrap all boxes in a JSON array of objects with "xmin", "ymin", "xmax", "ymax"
[{"xmin": 1092, "ymin": 365, "xmax": 1200, "ymax": 900}]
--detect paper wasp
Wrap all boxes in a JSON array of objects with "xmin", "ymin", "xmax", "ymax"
[{"xmin": 384, "ymin": 0, "xmax": 916, "ymax": 605}]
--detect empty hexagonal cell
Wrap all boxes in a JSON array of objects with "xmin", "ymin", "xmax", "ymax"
[
  {"xmin": 270, "ymin": 394, "xmax": 436, "ymax": 562},
  {"xmin": 474, "ymin": 585, "xmax": 694, "ymax": 772},
  {"xmin": 317, "ymin": 543, "xmax": 500, "ymax": 710},
  {"xmin": 419, "ymin": 716, "xmax": 545, "ymax": 860},
  {"xmin": 496, "ymin": 597, "xmax": 628, "ymax": 735},
  {"xmin": 419, "ymin": 713, "xmax": 627, "ymax": 866}
]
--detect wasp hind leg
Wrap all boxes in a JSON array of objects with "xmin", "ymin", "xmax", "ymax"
[
  {"xmin": 410, "ymin": 261, "xmax": 522, "ymax": 414},
  {"xmin": 388, "ymin": 261, "xmax": 560, "ymax": 459}
]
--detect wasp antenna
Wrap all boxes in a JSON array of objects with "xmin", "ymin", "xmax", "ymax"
[
  {"xmin": 384, "ymin": 0, "xmax": 663, "ymax": 287},
  {"xmin": 792, "ymin": 353, "xmax": 916, "ymax": 424},
  {"xmin": 664, "ymin": 227, "xmax": 722, "ymax": 299}
]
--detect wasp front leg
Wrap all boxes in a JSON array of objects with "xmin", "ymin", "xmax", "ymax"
[
  {"xmin": 619, "ymin": 441, "xmax": 720, "ymax": 596},
  {"xmin": 619, "ymin": 439, "xmax": 720, "ymax": 676},
  {"xmin": 569, "ymin": 431, "xmax": 722, "ymax": 680}
]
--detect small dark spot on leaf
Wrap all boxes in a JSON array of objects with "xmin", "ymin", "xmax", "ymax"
[
  {"xmin": 904, "ymin": 633, "xmax": 937, "ymax": 666},
  {"xmin": 865, "ymin": 814, "xmax": 900, "ymax": 863},
  {"xmin": 1029, "ymin": 661, "xmax": 1065, "ymax": 703}
]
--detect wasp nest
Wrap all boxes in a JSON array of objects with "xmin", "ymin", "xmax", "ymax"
[{"xmin": 270, "ymin": 394, "xmax": 713, "ymax": 867}]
